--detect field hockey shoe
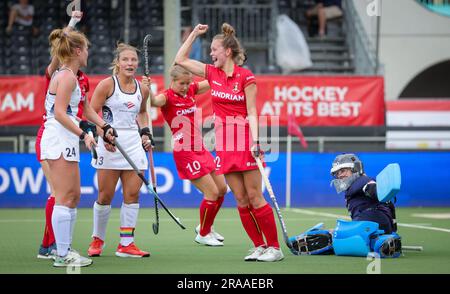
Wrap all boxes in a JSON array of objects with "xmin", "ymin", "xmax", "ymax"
[
  {"xmin": 53, "ymin": 249, "xmax": 93, "ymax": 267},
  {"xmin": 115, "ymin": 243, "xmax": 150, "ymax": 258},
  {"xmin": 87, "ymin": 237, "xmax": 105, "ymax": 257},
  {"xmin": 195, "ymin": 232, "xmax": 224, "ymax": 246},
  {"xmin": 37, "ymin": 243, "xmax": 57, "ymax": 260},
  {"xmin": 257, "ymin": 247, "xmax": 284, "ymax": 262},
  {"xmin": 244, "ymin": 245, "xmax": 266, "ymax": 261},
  {"xmin": 195, "ymin": 225, "xmax": 225, "ymax": 242}
]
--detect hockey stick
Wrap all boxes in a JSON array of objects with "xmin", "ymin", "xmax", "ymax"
[
  {"xmin": 403, "ymin": 245, "xmax": 423, "ymax": 252},
  {"xmin": 88, "ymin": 130, "xmax": 98, "ymax": 163},
  {"xmin": 255, "ymin": 157, "xmax": 295, "ymax": 252},
  {"xmin": 114, "ymin": 140, "xmax": 186, "ymax": 230},
  {"xmin": 143, "ymin": 33, "xmax": 160, "ymax": 234}
]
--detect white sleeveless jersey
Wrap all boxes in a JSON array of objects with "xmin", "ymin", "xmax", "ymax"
[
  {"xmin": 44, "ymin": 70, "xmax": 82, "ymax": 120},
  {"xmin": 102, "ymin": 76, "xmax": 143, "ymax": 130}
]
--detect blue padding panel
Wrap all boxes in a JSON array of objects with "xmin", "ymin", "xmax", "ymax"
[
  {"xmin": 333, "ymin": 236, "xmax": 370, "ymax": 257},
  {"xmin": 376, "ymin": 163, "xmax": 401, "ymax": 202}
]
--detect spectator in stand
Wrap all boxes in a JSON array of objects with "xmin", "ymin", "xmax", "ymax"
[
  {"xmin": 5, "ymin": 0, "xmax": 38, "ymax": 36},
  {"xmin": 306, "ymin": 0, "xmax": 343, "ymax": 38}
]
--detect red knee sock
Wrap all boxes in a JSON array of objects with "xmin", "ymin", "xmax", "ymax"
[
  {"xmin": 199, "ymin": 199, "xmax": 218, "ymax": 236},
  {"xmin": 252, "ymin": 203, "xmax": 280, "ymax": 249},
  {"xmin": 237, "ymin": 206, "xmax": 265, "ymax": 248},
  {"xmin": 211, "ymin": 196, "xmax": 224, "ymax": 221},
  {"xmin": 42, "ymin": 196, "xmax": 55, "ymax": 247}
]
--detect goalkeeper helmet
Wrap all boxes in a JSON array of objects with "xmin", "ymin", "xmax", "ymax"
[
  {"xmin": 330, "ymin": 153, "xmax": 364, "ymax": 193},
  {"xmin": 330, "ymin": 153, "xmax": 364, "ymax": 178}
]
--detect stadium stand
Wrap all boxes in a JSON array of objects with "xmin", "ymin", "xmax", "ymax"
[{"xmin": 1, "ymin": 0, "xmax": 355, "ymax": 75}]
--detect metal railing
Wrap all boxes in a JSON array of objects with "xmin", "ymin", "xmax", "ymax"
[
  {"xmin": 343, "ymin": 0, "xmax": 381, "ymax": 75},
  {"xmin": 191, "ymin": 0, "xmax": 278, "ymax": 64}
]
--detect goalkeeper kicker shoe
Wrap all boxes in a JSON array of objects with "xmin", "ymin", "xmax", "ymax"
[
  {"xmin": 53, "ymin": 249, "xmax": 93, "ymax": 267},
  {"xmin": 244, "ymin": 245, "xmax": 266, "ymax": 261},
  {"xmin": 195, "ymin": 225, "xmax": 225, "ymax": 242},
  {"xmin": 257, "ymin": 247, "xmax": 284, "ymax": 262},
  {"xmin": 115, "ymin": 243, "xmax": 150, "ymax": 258},
  {"xmin": 195, "ymin": 232, "xmax": 224, "ymax": 246},
  {"xmin": 87, "ymin": 237, "xmax": 105, "ymax": 257}
]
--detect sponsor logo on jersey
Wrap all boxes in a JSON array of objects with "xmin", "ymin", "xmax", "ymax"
[
  {"xmin": 211, "ymin": 90, "xmax": 244, "ymax": 102},
  {"xmin": 176, "ymin": 106, "xmax": 197, "ymax": 116},
  {"xmin": 173, "ymin": 132, "xmax": 183, "ymax": 142},
  {"xmin": 212, "ymin": 80, "xmax": 222, "ymax": 86}
]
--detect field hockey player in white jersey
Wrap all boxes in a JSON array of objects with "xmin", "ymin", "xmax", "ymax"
[
  {"xmin": 87, "ymin": 43, "xmax": 152, "ymax": 258},
  {"xmin": 40, "ymin": 28, "xmax": 116, "ymax": 268}
]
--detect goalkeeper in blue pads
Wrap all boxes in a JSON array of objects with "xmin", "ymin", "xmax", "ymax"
[{"xmin": 289, "ymin": 153, "xmax": 401, "ymax": 258}]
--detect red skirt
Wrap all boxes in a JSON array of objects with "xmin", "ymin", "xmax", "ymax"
[
  {"xmin": 173, "ymin": 149, "xmax": 216, "ymax": 180},
  {"xmin": 214, "ymin": 121, "xmax": 263, "ymax": 175}
]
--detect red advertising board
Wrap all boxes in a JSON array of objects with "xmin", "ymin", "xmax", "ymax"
[{"xmin": 0, "ymin": 75, "xmax": 384, "ymax": 127}]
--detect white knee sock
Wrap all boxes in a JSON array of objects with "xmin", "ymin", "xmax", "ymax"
[
  {"xmin": 120, "ymin": 202, "xmax": 139, "ymax": 246},
  {"xmin": 68, "ymin": 207, "xmax": 77, "ymax": 247},
  {"xmin": 92, "ymin": 202, "xmax": 111, "ymax": 241},
  {"xmin": 52, "ymin": 205, "xmax": 71, "ymax": 257}
]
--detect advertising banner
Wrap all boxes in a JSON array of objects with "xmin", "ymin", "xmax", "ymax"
[
  {"xmin": 1, "ymin": 75, "xmax": 384, "ymax": 127},
  {"xmin": 1, "ymin": 152, "xmax": 449, "ymax": 208}
]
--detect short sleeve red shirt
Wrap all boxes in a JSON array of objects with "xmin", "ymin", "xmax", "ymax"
[
  {"xmin": 205, "ymin": 64, "xmax": 256, "ymax": 121},
  {"xmin": 160, "ymin": 82, "xmax": 204, "ymax": 150}
]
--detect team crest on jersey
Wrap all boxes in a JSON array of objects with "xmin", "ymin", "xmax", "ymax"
[{"xmin": 232, "ymin": 82, "xmax": 239, "ymax": 93}]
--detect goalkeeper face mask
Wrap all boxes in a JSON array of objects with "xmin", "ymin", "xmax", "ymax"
[{"xmin": 330, "ymin": 153, "xmax": 364, "ymax": 194}]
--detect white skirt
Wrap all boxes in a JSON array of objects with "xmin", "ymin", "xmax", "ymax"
[
  {"xmin": 92, "ymin": 129, "xmax": 148, "ymax": 170},
  {"xmin": 40, "ymin": 117, "xmax": 80, "ymax": 162}
]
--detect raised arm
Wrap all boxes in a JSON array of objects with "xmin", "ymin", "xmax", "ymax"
[
  {"xmin": 174, "ymin": 24, "xmax": 209, "ymax": 78},
  {"xmin": 141, "ymin": 76, "xmax": 167, "ymax": 107},
  {"xmin": 47, "ymin": 11, "xmax": 83, "ymax": 77}
]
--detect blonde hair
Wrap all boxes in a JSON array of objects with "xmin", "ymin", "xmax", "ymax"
[
  {"xmin": 109, "ymin": 43, "xmax": 139, "ymax": 75},
  {"xmin": 213, "ymin": 23, "xmax": 246, "ymax": 66},
  {"xmin": 170, "ymin": 64, "xmax": 192, "ymax": 81},
  {"xmin": 48, "ymin": 28, "xmax": 90, "ymax": 64}
]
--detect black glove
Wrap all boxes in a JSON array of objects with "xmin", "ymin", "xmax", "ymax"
[
  {"xmin": 79, "ymin": 120, "xmax": 97, "ymax": 138},
  {"xmin": 102, "ymin": 123, "xmax": 118, "ymax": 144},
  {"xmin": 140, "ymin": 127, "xmax": 155, "ymax": 148}
]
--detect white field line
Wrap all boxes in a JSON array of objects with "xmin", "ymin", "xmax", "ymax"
[
  {"xmin": 290, "ymin": 208, "xmax": 450, "ymax": 234},
  {"xmin": 0, "ymin": 217, "xmax": 324, "ymax": 223}
]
